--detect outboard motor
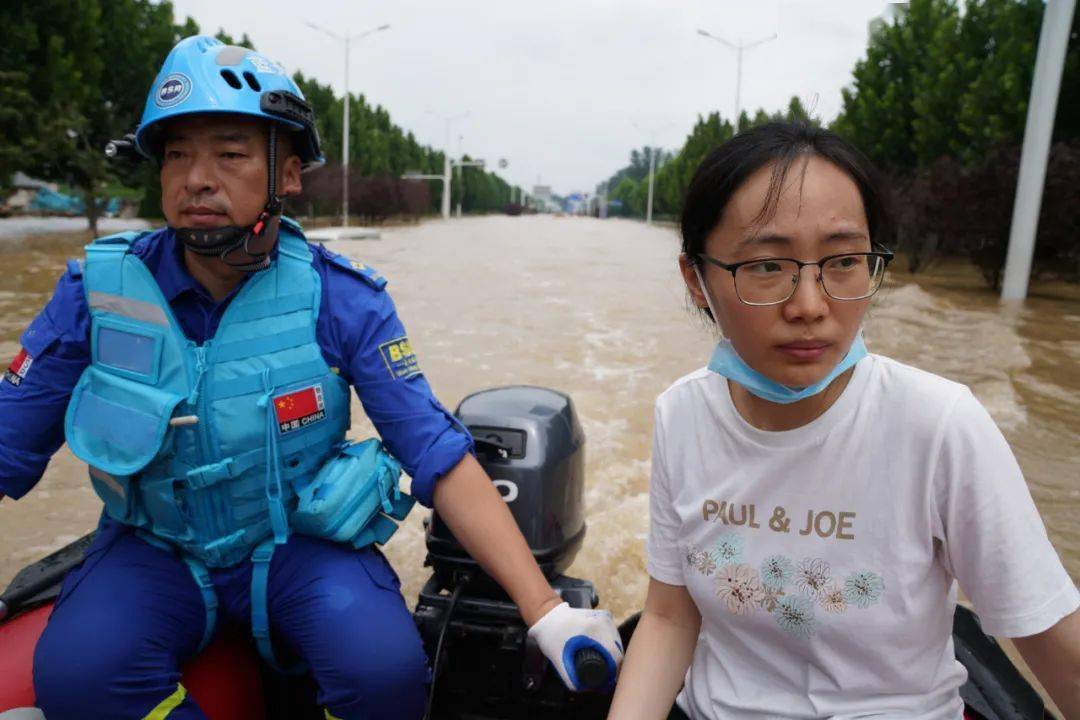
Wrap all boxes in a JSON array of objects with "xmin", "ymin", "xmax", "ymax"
[
  {"xmin": 426, "ymin": 385, "xmax": 586, "ymax": 588},
  {"xmin": 414, "ymin": 386, "xmax": 612, "ymax": 719}
]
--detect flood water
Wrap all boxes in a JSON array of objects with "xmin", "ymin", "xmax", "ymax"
[{"xmin": 2, "ymin": 215, "xmax": 1077, "ymax": 624}]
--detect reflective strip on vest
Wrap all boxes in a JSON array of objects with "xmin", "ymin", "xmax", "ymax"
[
  {"xmin": 89, "ymin": 466, "xmax": 125, "ymax": 499},
  {"xmin": 141, "ymin": 684, "xmax": 187, "ymax": 720},
  {"xmin": 69, "ymin": 226, "xmax": 352, "ymax": 568},
  {"xmin": 88, "ymin": 290, "xmax": 170, "ymax": 327}
]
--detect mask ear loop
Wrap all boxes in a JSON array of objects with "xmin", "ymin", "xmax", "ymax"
[{"xmin": 693, "ymin": 263, "xmax": 725, "ymax": 338}]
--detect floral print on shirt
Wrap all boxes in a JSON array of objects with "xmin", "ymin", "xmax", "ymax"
[
  {"xmin": 711, "ymin": 531, "xmax": 745, "ymax": 565},
  {"xmin": 844, "ymin": 569, "xmax": 886, "ymax": 608},
  {"xmin": 715, "ymin": 563, "xmax": 766, "ymax": 614},
  {"xmin": 685, "ymin": 534, "xmax": 886, "ymax": 639}
]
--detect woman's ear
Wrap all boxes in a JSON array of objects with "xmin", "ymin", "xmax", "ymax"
[{"xmin": 678, "ymin": 253, "xmax": 709, "ymax": 309}]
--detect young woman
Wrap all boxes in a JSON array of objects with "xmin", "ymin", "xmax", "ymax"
[{"xmin": 608, "ymin": 122, "xmax": 1080, "ymax": 720}]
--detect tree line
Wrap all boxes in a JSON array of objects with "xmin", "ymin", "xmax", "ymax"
[
  {"xmin": 602, "ymin": 97, "xmax": 811, "ymax": 220},
  {"xmin": 0, "ymin": 0, "xmax": 520, "ymax": 232},
  {"xmin": 289, "ymin": 73, "xmax": 520, "ymax": 219},
  {"xmin": 600, "ymin": 0, "xmax": 1080, "ymax": 287}
]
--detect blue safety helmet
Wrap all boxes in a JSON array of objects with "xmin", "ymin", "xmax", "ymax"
[{"xmin": 135, "ymin": 35, "xmax": 324, "ymax": 170}]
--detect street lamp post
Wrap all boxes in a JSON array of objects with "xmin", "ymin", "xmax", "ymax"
[
  {"xmin": 456, "ymin": 134, "xmax": 464, "ymax": 218},
  {"xmin": 646, "ymin": 148, "xmax": 657, "ymax": 224},
  {"xmin": 438, "ymin": 112, "xmax": 468, "ymax": 219},
  {"xmin": 403, "ymin": 111, "xmax": 470, "ymax": 220},
  {"xmin": 306, "ymin": 21, "xmax": 391, "ymax": 228},
  {"xmin": 633, "ymin": 122, "xmax": 673, "ymax": 225},
  {"xmin": 697, "ymin": 28, "xmax": 777, "ymax": 132},
  {"xmin": 1002, "ymin": 0, "xmax": 1078, "ymax": 301}
]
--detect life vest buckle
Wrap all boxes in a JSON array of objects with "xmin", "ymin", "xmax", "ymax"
[
  {"xmin": 251, "ymin": 541, "xmax": 276, "ymax": 565},
  {"xmin": 186, "ymin": 458, "xmax": 236, "ymax": 489},
  {"xmin": 202, "ymin": 529, "xmax": 246, "ymax": 560}
]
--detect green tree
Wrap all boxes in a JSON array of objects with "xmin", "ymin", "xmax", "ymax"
[
  {"xmin": 0, "ymin": 0, "xmax": 189, "ymax": 233},
  {"xmin": 609, "ymin": 177, "xmax": 643, "ymax": 217},
  {"xmin": 953, "ymin": 0, "xmax": 1045, "ymax": 162},
  {"xmin": 213, "ymin": 29, "xmax": 254, "ymax": 49},
  {"xmin": 833, "ymin": 0, "xmax": 1073, "ymax": 170},
  {"xmin": 0, "ymin": 71, "xmax": 38, "ymax": 191},
  {"xmin": 908, "ymin": 3, "xmax": 965, "ymax": 164},
  {"xmin": 833, "ymin": 0, "xmax": 962, "ymax": 172},
  {"xmin": 786, "ymin": 96, "xmax": 810, "ymax": 122}
]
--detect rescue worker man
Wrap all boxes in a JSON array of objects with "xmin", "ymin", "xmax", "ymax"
[{"xmin": 0, "ymin": 36, "xmax": 622, "ymax": 720}]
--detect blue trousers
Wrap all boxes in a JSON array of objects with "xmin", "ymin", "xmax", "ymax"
[{"xmin": 33, "ymin": 520, "xmax": 430, "ymax": 720}]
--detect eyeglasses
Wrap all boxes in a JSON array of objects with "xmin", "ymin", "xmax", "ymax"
[{"xmin": 697, "ymin": 248, "xmax": 894, "ymax": 306}]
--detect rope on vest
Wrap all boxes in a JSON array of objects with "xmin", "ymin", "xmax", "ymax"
[
  {"xmin": 257, "ymin": 367, "xmax": 290, "ymax": 545},
  {"xmin": 250, "ymin": 369, "xmax": 305, "ymax": 673}
]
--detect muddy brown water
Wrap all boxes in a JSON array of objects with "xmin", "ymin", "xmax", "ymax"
[{"xmin": 1, "ymin": 217, "xmax": 1076, "ymax": 703}]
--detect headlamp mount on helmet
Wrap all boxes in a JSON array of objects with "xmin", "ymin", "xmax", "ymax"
[{"xmin": 261, "ymin": 90, "xmax": 321, "ymax": 165}]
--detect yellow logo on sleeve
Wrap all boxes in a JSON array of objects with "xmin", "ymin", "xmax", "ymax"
[{"xmin": 378, "ymin": 336, "xmax": 420, "ymax": 379}]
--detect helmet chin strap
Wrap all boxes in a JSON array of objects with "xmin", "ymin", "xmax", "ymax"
[{"xmin": 175, "ymin": 124, "xmax": 281, "ymax": 273}]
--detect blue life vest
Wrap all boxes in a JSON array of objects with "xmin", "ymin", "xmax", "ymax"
[{"xmin": 63, "ymin": 221, "xmax": 351, "ymax": 569}]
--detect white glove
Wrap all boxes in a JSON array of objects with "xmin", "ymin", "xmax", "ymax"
[{"xmin": 527, "ymin": 601, "xmax": 624, "ymax": 691}]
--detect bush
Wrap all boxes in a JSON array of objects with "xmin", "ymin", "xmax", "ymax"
[
  {"xmin": 290, "ymin": 162, "xmax": 433, "ymax": 221},
  {"xmin": 891, "ymin": 141, "xmax": 1080, "ymax": 288}
]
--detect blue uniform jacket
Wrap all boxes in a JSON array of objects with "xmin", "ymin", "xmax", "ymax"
[{"xmin": 0, "ymin": 227, "xmax": 472, "ymax": 507}]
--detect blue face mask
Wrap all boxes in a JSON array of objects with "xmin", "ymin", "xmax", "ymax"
[
  {"xmin": 707, "ymin": 334, "xmax": 867, "ymax": 405},
  {"xmin": 692, "ymin": 264, "xmax": 867, "ymax": 405}
]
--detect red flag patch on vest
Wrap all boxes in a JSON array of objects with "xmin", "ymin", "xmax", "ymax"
[
  {"xmin": 3, "ymin": 348, "xmax": 33, "ymax": 386},
  {"xmin": 273, "ymin": 384, "xmax": 325, "ymax": 434}
]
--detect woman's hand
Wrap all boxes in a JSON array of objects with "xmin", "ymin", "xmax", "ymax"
[
  {"xmin": 607, "ymin": 577, "xmax": 701, "ymax": 719},
  {"xmin": 1012, "ymin": 607, "xmax": 1080, "ymax": 719}
]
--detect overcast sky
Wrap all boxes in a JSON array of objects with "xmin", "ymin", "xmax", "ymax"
[{"xmin": 170, "ymin": 0, "xmax": 892, "ymax": 195}]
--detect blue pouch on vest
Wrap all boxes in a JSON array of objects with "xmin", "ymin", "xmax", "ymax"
[{"xmin": 291, "ymin": 439, "xmax": 415, "ymax": 549}]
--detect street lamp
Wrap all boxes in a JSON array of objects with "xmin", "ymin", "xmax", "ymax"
[
  {"xmin": 633, "ymin": 122, "xmax": 673, "ymax": 225},
  {"xmin": 306, "ymin": 21, "xmax": 391, "ymax": 228},
  {"xmin": 402, "ymin": 111, "xmax": 470, "ymax": 220},
  {"xmin": 456, "ymin": 134, "xmax": 464, "ymax": 217},
  {"xmin": 432, "ymin": 111, "xmax": 468, "ymax": 219},
  {"xmin": 697, "ymin": 28, "xmax": 777, "ymax": 132}
]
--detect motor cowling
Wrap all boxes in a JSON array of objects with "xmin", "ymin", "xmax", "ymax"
[
  {"xmin": 415, "ymin": 386, "xmax": 610, "ymax": 718},
  {"xmin": 425, "ymin": 385, "xmax": 586, "ymax": 590}
]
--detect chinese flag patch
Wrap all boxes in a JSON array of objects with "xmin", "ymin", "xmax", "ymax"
[
  {"xmin": 3, "ymin": 348, "xmax": 33, "ymax": 387},
  {"xmin": 273, "ymin": 384, "xmax": 326, "ymax": 434}
]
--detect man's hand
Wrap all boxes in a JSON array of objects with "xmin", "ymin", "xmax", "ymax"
[
  {"xmin": 528, "ymin": 602, "xmax": 624, "ymax": 691},
  {"xmin": 433, "ymin": 454, "xmax": 565, "ymax": 625}
]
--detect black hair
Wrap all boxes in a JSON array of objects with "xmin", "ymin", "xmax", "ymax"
[{"xmin": 680, "ymin": 121, "xmax": 892, "ymax": 265}]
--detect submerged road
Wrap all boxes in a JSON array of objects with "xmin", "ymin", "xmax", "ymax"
[{"xmin": 1, "ymin": 214, "xmax": 1076, "ymax": 623}]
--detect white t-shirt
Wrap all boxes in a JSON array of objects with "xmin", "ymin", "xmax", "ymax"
[{"xmin": 646, "ymin": 354, "xmax": 1078, "ymax": 720}]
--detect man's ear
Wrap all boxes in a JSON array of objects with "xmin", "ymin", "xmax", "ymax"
[
  {"xmin": 279, "ymin": 155, "xmax": 302, "ymax": 197},
  {"xmin": 678, "ymin": 253, "xmax": 709, "ymax": 309}
]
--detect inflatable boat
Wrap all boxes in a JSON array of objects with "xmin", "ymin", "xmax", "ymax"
[{"xmin": 0, "ymin": 387, "xmax": 1053, "ymax": 719}]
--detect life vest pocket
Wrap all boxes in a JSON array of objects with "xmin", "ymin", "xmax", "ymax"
[
  {"xmin": 92, "ymin": 316, "xmax": 165, "ymax": 384},
  {"xmin": 65, "ymin": 365, "xmax": 185, "ymax": 477},
  {"xmin": 138, "ymin": 475, "xmax": 191, "ymax": 538},
  {"xmin": 291, "ymin": 439, "xmax": 414, "ymax": 548}
]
